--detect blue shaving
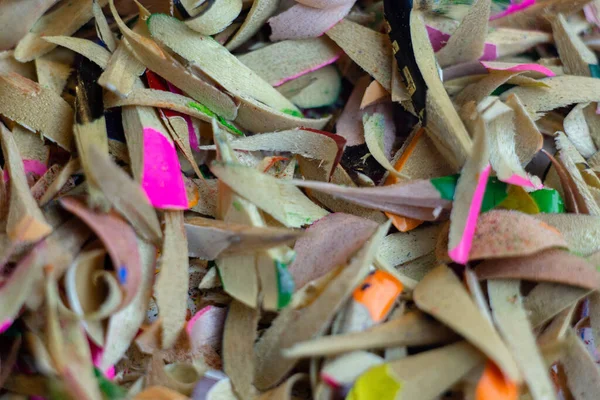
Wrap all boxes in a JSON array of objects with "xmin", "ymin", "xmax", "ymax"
[{"xmin": 118, "ymin": 266, "xmax": 127, "ymax": 284}]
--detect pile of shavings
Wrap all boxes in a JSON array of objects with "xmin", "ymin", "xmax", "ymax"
[{"xmin": 5, "ymin": 0, "xmax": 600, "ymax": 399}]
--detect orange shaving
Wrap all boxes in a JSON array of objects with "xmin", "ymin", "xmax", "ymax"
[
  {"xmin": 262, "ymin": 156, "xmax": 290, "ymax": 173},
  {"xmin": 384, "ymin": 128, "xmax": 425, "ymax": 232},
  {"xmin": 476, "ymin": 361, "xmax": 518, "ymax": 400},
  {"xmin": 185, "ymin": 178, "xmax": 200, "ymax": 208},
  {"xmin": 352, "ymin": 270, "xmax": 403, "ymax": 322}
]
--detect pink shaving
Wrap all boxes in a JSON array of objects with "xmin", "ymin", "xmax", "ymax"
[
  {"xmin": 166, "ymin": 82, "xmax": 200, "ymax": 152},
  {"xmin": 480, "ymin": 44, "xmax": 498, "ymax": 61},
  {"xmin": 490, "ymin": 0, "xmax": 535, "ymax": 21},
  {"xmin": 0, "ymin": 319, "xmax": 13, "ymax": 334},
  {"xmin": 426, "ymin": 26, "xmax": 450, "ymax": 52},
  {"xmin": 585, "ymin": 4, "xmax": 600, "ymax": 28},
  {"xmin": 321, "ymin": 373, "xmax": 341, "ymax": 389},
  {"xmin": 90, "ymin": 340, "xmax": 116, "ymax": 380},
  {"xmin": 503, "ymin": 174, "xmax": 543, "ymax": 190},
  {"xmin": 448, "ymin": 164, "xmax": 491, "ymax": 264},
  {"xmin": 142, "ymin": 127, "xmax": 188, "ymax": 210},
  {"xmin": 273, "ymin": 54, "xmax": 342, "ymax": 87},
  {"xmin": 480, "ymin": 61, "xmax": 555, "ymax": 77},
  {"xmin": 426, "ymin": 26, "xmax": 498, "ymax": 61},
  {"xmin": 3, "ymin": 159, "xmax": 47, "ymax": 182},
  {"xmin": 186, "ymin": 117, "xmax": 199, "ymax": 151},
  {"xmin": 186, "ymin": 305, "xmax": 213, "ymax": 336}
]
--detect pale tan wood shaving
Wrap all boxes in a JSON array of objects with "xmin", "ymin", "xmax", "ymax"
[
  {"xmin": 488, "ymin": 280, "xmax": 557, "ymax": 400},
  {"xmin": 0, "ymin": 123, "xmax": 52, "ymax": 243},
  {"xmin": 14, "ymin": 0, "xmax": 108, "ymax": 62},
  {"xmin": 0, "ymin": 73, "xmax": 74, "ymax": 151},
  {"xmin": 184, "ymin": 0, "xmax": 243, "ymax": 35},
  {"xmin": 436, "ymin": 0, "xmax": 491, "ymax": 68},
  {"xmin": 414, "ymin": 265, "xmax": 521, "ymax": 382}
]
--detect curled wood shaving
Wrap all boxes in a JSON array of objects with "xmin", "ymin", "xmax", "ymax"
[
  {"xmin": 0, "ymin": 124, "xmax": 52, "ymax": 243},
  {"xmin": 184, "ymin": 0, "xmax": 243, "ymax": 36},
  {"xmin": 98, "ymin": 42, "xmax": 146, "ymax": 97},
  {"xmin": 108, "ymin": 0, "xmax": 239, "ymax": 120},
  {"xmin": 414, "ymin": 265, "xmax": 521, "ymax": 382},
  {"xmin": 412, "ymin": 10, "xmax": 472, "ymax": 169},
  {"xmin": 438, "ymin": 210, "xmax": 568, "ymax": 263},
  {"xmin": 363, "ymin": 113, "xmax": 408, "ymax": 179},
  {"xmin": 211, "ymin": 162, "xmax": 328, "ymax": 228},
  {"xmin": 564, "ymin": 103, "xmax": 597, "ymax": 158},
  {"xmin": 147, "ymin": 14, "xmax": 299, "ymax": 114},
  {"xmin": 524, "ymin": 283, "xmax": 590, "ymax": 328},
  {"xmin": 269, "ymin": 1, "xmax": 354, "ymax": 41},
  {"xmin": 60, "ymin": 197, "xmax": 142, "ymax": 310},
  {"xmin": 239, "ymin": 37, "xmax": 340, "ymax": 87},
  {"xmin": 156, "ymin": 211, "xmax": 189, "ymax": 349},
  {"xmin": 0, "ymin": 73, "xmax": 74, "ymax": 151},
  {"xmin": 478, "ymin": 250, "xmax": 600, "ymax": 289},
  {"xmin": 435, "ymin": 0, "xmax": 490, "ymax": 68},
  {"xmin": 43, "ymin": 36, "xmax": 111, "ymax": 69},
  {"xmin": 92, "ymin": 0, "xmax": 117, "ymax": 52},
  {"xmin": 254, "ymin": 221, "xmax": 390, "ymax": 390},
  {"xmin": 185, "ymin": 216, "xmax": 301, "ymax": 259},
  {"xmin": 87, "ymin": 146, "xmax": 162, "ymax": 245},
  {"xmin": 226, "ymin": 0, "xmax": 279, "ymax": 51},
  {"xmin": 562, "ymin": 329, "xmax": 600, "ymax": 399},
  {"xmin": 283, "ymin": 311, "xmax": 456, "ymax": 358},
  {"xmin": 288, "ymin": 213, "xmax": 377, "ymax": 290},
  {"xmin": 223, "ymin": 300, "xmax": 259, "ymax": 400},
  {"xmin": 504, "ymin": 93, "xmax": 544, "ymax": 165},
  {"xmin": 489, "ymin": 279, "xmax": 571, "ymax": 400},
  {"xmin": 327, "ymin": 20, "xmax": 393, "ymax": 91},
  {"xmin": 14, "ymin": 0, "xmax": 108, "ymax": 62},
  {"xmin": 533, "ymin": 213, "xmax": 600, "ymax": 256},
  {"xmin": 502, "ymin": 76, "xmax": 600, "ymax": 118}
]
